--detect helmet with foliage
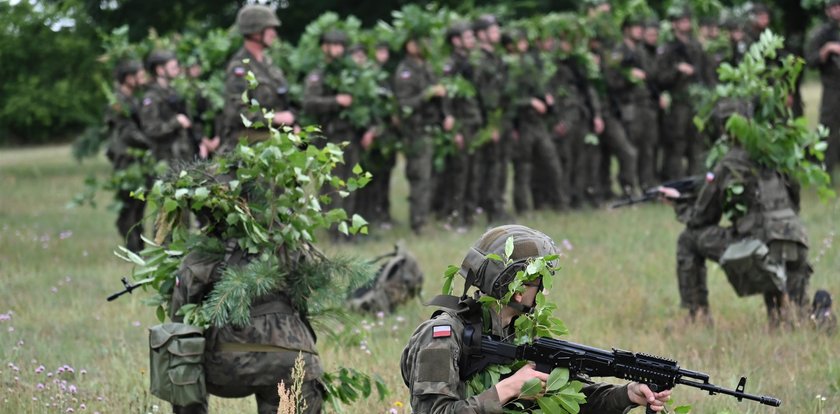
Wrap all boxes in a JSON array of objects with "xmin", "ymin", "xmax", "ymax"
[
  {"xmin": 114, "ymin": 59, "xmax": 142, "ymax": 82},
  {"xmin": 320, "ymin": 29, "xmax": 349, "ymax": 45},
  {"xmin": 472, "ymin": 14, "xmax": 499, "ymax": 32},
  {"xmin": 236, "ymin": 4, "xmax": 281, "ymax": 36},
  {"xmin": 459, "ymin": 225, "xmax": 558, "ymax": 299},
  {"xmin": 145, "ymin": 50, "xmax": 177, "ymax": 73},
  {"xmin": 667, "ymin": 5, "xmax": 693, "ymax": 20}
]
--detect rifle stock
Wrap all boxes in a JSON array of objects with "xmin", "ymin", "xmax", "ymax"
[{"xmin": 464, "ymin": 335, "xmax": 781, "ymax": 410}]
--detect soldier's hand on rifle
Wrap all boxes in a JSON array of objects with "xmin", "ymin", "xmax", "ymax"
[
  {"xmin": 336, "ymin": 94, "xmax": 353, "ymax": 107},
  {"xmin": 657, "ymin": 186, "xmax": 681, "ymax": 205},
  {"xmin": 554, "ymin": 122, "xmax": 568, "ymax": 137},
  {"xmin": 631, "ymin": 68, "xmax": 647, "ymax": 81},
  {"xmin": 530, "ymin": 98, "xmax": 547, "ymax": 114},
  {"xmin": 454, "ymin": 133, "xmax": 464, "ymax": 150},
  {"xmin": 176, "ymin": 114, "xmax": 192, "ymax": 129},
  {"xmin": 593, "ymin": 116, "xmax": 605, "ymax": 135},
  {"xmin": 361, "ymin": 128, "xmax": 377, "ymax": 151},
  {"xmin": 495, "ymin": 362, "xmax": 549, "ymax": 404},
  {"xmin": 627, "ymin": 383, "xmax": 672, "ymax": 412},
  {"xmin": 443, "ymin": 115, "xmax": 455, "ymax": 131},
  {"xmin": 273, "ymin": 110, "xmax": 295, "ymax": 126},
  {"xmin": 544, "ymin": 94, "xmax": 555, "ymax": 106},
  {"xmin": 819, "ymin": 42, "xmax": 840, "ymax": 62},
  {"xmin": 491, "ymin": 129, "xmax": 500, "ymax": 143},
  {"xmin": 430, "ymin": 84, "xmax": 447, "ymax": 98},
  {"xmin": 677, "ymin": 62, "xmax": 695, "ymax": 76},
  {"xmin": 659, "ymin": 94, "xmax": 670, "ymax": 110}
]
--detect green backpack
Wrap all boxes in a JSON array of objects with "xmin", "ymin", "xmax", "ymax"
[
  {"xmin": 149, "ymin": 323, "xmax": 207, "ymax": 406},
  {"xmin": 719, "ymin": 238, "xmax": 786, "ymax": 297}
]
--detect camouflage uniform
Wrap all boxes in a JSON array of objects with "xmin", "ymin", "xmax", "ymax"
[
  {"xmin": 170, "ymin": 249, "xmax": 323, "ymax": 414},
  {"xmin": 805, "ymin": 18, "xmax": 840, "ymax": 172},
  {"xmin": 303, "ymin": 61, "xmax": 360, "ymax": 216},
  {"xmin": 438, "ymin": 48, "xmax": 485, "ymax": 225},
  {"xmin": 394, "ymin": 55, "xmax": 444, "ymax": 232},
  {"xmin": 674, "ymin": 147, "xmax": 811, "ymax": 323},
  {"xmin": 401, "ymin": 311, "xmax": 637, "ymax": 414},
  {"xmin": 139, "ymin": 82, "xmax": 196, "ymax": 163},
  {"xmin": 655, "ymin": 32, "xmax": 714, "ymax": 179},
  {"xmin": 105, "ymin": 88, "xmax": 150, "ymax": 253},
  {"xmin": 607, "ymin": 40, "xmax": 659, "ymax": 189},
  {"xmin": 220, "ymin": 47, "xmax": 292, "ymax": 151}
]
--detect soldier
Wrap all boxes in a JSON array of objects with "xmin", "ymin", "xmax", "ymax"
[
  {"xmin": 661, "ymin": 144, "xmax": 813, "ymax": 329},
  {"xmin": 303, "ymin": 29, "xmax": 359, "ymax": 218},
  {"xmin": 607, "ymin": 17, "xmax": 659, "ymax": 189},
  {"xmin": 656, "ymin": 7, "xmax": 714, "ymax": 179},
  {"xmin": 723, "ymin": 17, "xmax": 749, "ymax": 66},
  {"xmin": 805, "ymin": 0, "xmax": 840, "ymax": 173},
  {"xmin": 220, "ymin": 4, "xmax": 294, "ymax": 151},
  {"xmin": 401, "ymin": 224, "xmax": 672, "ymax": 413},
  {"xmin": 105, "ymin": 60, "xmax": 151, "ymax": 253},
  {"xmin": 393, "ymin": 28, "xmax": 447, "ymax": 234},
  {"xmin": 184, "ymin": 57, "xmax": 220, "ymax": 159},
  {"xmin": 139, "ymin": 50, "xmax": 196, "ymax": 164},
  {"xmin": 437, "ymin": 21, "xmax": 485, "ymax": 228},
  {"xmin": 641, "ymin": 18, "xmax": 669, "ymax": 182},
  {"xmin": 169, "ymin": 185, "xmax": 323, "ymax": 414}
]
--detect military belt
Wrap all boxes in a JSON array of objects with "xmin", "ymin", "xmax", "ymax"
[
  {"xmin": 217, "ymin": 342, "xmax": 318, "ymax": 354},
  {"xmin": 764, "ymin": 208, "xmax": 796, "ymax": 219}
]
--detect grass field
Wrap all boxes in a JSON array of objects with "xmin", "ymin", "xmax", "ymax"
[{"xmin": 1, "ymin": 83, "xmax": 839, "ymax": 414}]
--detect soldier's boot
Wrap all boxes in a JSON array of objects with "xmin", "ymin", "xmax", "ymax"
[
  {"xmin": 687, "ymin": 305, "xmax": 714, "ymax": 328},
  {"xmin": 810, "ymin": 289, "xmax": 837, "ymax": 335},
  {"xmin": 765, "ymin": 292, "xmax": 797, "ymax": 332}
]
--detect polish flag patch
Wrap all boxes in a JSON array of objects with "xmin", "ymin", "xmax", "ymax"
[
  {"xmin": 432, "ymin": 325, "xmax": 452, "ymax": 338},
  {"xmin": 706, "ymin": 172, "xmax": 715, "ymax": 183}
]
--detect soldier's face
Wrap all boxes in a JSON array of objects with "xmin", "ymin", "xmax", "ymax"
[
  {"xmin": 262, "ymin": 27, "xmax": 278, "ymax": 46},
  {"xmin": 136, "ymin": 69, "xmax": 149, "ymax": 86},
  {"xmin": 351, "ymin": 50, "xmax": 366, "ymax": 65},
  {"xmin": 730, "ymin": 29, "xmax": 745, "ymax": 42},
  {"xmin": 516, "ymin": 38, "xmax": 529, "ymax": 53},
  {"xmin": 323, "ymin": 43, "xmax": 345, "ymax": 59},
  {"xmin": 753, "ymin": 12, "xmax": 770, "ymax": 29},
  {"xmin": 627, "ymin": 25, "xmax": 643, "ymax": 41},
  {"xmin": 644, "ymin": 27, "xmax": 659, "ymax": 45},
  {"xmin": 375, "ymin": 47, "xmax": 389, "ymax": 64},
  {"xmin": 462, "ymin": 30, "xmax": 476, "ymax": 49},
  {"xmin": 674, "ymin": 18, "xmax": 692, "ymax": 34},
  {"xmin": 487, "ymin": 25, "xmax": 501, "ymax": 44},
  {"xmin": 162, "ymin": 60, "xmax": 180, "ymax": 79},
  {"xmin": 828, "ymin": 4, "xmax": 840, "ymax": 21}
]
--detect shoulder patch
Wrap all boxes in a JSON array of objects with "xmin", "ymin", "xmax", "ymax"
[
  {"xmin": 706, "ymin": 171, "xmax": 715, "ymax": 183},
  {"xmin": 432, "ymin": 325, "xmax": 452, "ymax": 338},
  {"xmin": 399, "ymin": 70, "xmax": 412, "ymax": 80},
  {"xmin": 307, "ymin": 73, "xmax": 321, "ymax": 83},
  {"xmin": 142, "ymin": 97, "xmax": 153, "ymax": 107},
  {"xmin": 657, "ymin": 46, "xmax": 666, "ymax": 55},
  {"xmin": 442, "ymin": 63, "xmax": 452, "ymax": 75},
  {"xmin": 233, "ymin": 67, "xmax": 246, "ymax": 77}
]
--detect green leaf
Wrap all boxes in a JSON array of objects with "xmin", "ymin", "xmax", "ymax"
[
  {"xmin": 674, "ymin": 406, "xmax": 692, "ymax": 414},
  {"xmin": 519, "ymin": 377, "xmax": 543, "ymax": 398},
  {"xmin": 163, "ymin": 198, "xmax": 179, "ymax": 213},
  {"xmin": 485, "ymin": 253, "xmax": 503, "ymax": 262},
  {"xmin": 504, "ymin": 236, "xmax": 514, "ymax": 261},
  {"xmin": 546, "ymin": 368, "xmax": 570, "ymax": 392},
  {"xmin": 156, "ymin": 305, "xmax": 166, "ymax": 323},
  {"xmin": 536, "ymin": 395, "xmax": 565, "ymax": 414}
]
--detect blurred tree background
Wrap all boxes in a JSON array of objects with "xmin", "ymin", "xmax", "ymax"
[{"xmin": 0, "ymin": 0, "xmax": 825, "ymax": 146}]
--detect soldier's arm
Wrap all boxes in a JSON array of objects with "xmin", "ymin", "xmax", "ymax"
[
  {"xmin": 139, "ymin": 97, "xmax": 181, "ymax": 141},
  {"xmin": 302, "ymin": 72, "xmax": 340, "ymax": 115},
  {"xmin": 121, "ymin": 119, "xmax": 151, "ymax": 149},
  {"xmin": 805, "ymin": 26, "xmax": 831, "ymax": 67},
  {"xmin": 687, "ymin": 170, "xmax": 725, "ymax": 228},
  {"xmin": 580, "ymin": 383, "xmax": 636, "ymax": 414},
  {"xmin": 654, "ymin": 47, "xmax": 681, "ymax": 89},
  {"xmin": 394, "ymin": 70, "xmax": 429, "ymax": 111}
]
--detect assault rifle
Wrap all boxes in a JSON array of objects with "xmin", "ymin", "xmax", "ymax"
[
  {"xmin": 610, "ymin": 176, "xmax": 702, "ymax": 209},
  {"xmin": 463, "ymin": 334, "xmax": 781, "ymax": 413},
  {"xmin": 106, "ymin": 277, "xmax": 152, "ymax": 302}
]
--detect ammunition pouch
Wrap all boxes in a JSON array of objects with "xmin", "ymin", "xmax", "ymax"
[
  {"xmin": 719, "ymin": 238, "xmax": 786, "ymax": 297},
  {"xmin": 149, "ymin": 323, "xmax": 207, "ymax": 406}
]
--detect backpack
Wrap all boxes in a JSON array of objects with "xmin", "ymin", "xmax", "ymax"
[
  {"xmin": 148, "ymin": 323, "xmax": 207, "ymax": 406},
  {"xmin": 348, "ymin": 243, "xmax": 424, "ymax": 314}
]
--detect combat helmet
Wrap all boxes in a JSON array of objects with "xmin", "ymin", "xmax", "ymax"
[
  {"xmin": 667, "ymin": 5, "xmax": 693, "ymax": 20},
  {"xmin": 458, "ymin": 225, "xmax": 558, "ymax": 300},
  {"xmin": 473, "ymin": 14, "xmax": 499, "ymax": 32},
  {"xmin": 236, "ymin": 4, "xmax": 280, "ymax": 36},
  {"xmin": 145, "ymin": 50, "xmax": 177, "ymax": 73},
  {"xmin": 320, "ymin": 29, "xmax": 349, "ymax": 45},
  {"xmin": 114, "ymin": 59, "xmax": 142, "ymax": 82}
]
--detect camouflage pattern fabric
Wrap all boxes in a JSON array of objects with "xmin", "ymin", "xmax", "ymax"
[
  {"xmin": 139, "ymin": 82, "xmax": 195, "ymax": 163},
  {"xmin": 805, "ymin": 21, "xmax": 840, "ymax": 172}
]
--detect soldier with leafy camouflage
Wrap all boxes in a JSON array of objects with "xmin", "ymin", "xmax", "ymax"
[
  {"xmin": 805, "ymin": 0, "xmax": 840, "ymax": 173},
  {"xmin": 139, "ymin": 50, "xmax": 196, "ymax": 163},
  {"xmin": 662, "ymin": 145, "xmax": 812, "ymax": 328},
  {"xmin": 393, "ymin": 30, "xmax": 447, "ymax": 234},
  {"xmin": 220, "ymin": 4, "xmax": 294, "ymax": 151},
  {"xmin": 105, "ymin": 60, "xmax": 151, "ymax": 253},
  {"xmin": 401, "ymin": 224, "xmax": 672, "ymax": 413},
  {"xmin": 656, "ymin": 8, "xmax": 715, "ymax": 179}
]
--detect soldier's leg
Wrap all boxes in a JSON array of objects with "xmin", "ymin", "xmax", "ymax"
[
  {"xmin": 405, "ymin": 137, "xmax": 434, "ymax": 233},
  {"xmin": 819, "ymin": 90, "xmax": 840, "ymax": 173},
  {"xmin": 603, "ymin": 115, "xmax": 638, "ymax": 195},
  {"xmin": 677, "ymin": 225, "xmax": 732, "ymax": 322},
  {"xmin": 662, "ymin": 103, "xmax": 690, "ymax": 180},
  {"xmin": 531, "ymin": 127, "xmax": 567, "ymax": 210},
  {"xmin": 379, "ymin": 149, "xmax": 397, "ymax": 223},
  {"xmin": 464, "ymin": 142, "xmax": 485, "ymax": 225},
  {"xmin": 512, "ymin": 131, "xmax": 535, "ymax": 213},
  {"xmin": 632, "ymin": 106, "xmax": 659, "ymax": 189}
]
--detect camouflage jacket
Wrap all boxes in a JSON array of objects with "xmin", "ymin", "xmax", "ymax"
[
  {"xmin": 655, "ymin": 34, "xmax": 714, "ymax": 98},
  {"xmin": 604, "ymin": 40, "xmax": 655, "ymax": 106},
  {"xmin": 139, "ymin": 82, "xmax": 194, "ymax": 162},
  {"xmin": 105, "ymin": 88, "xmax": 150, "ymax": 169},
  {"xmin": 805, "ymin": 21, "xmax": 840, "ymax": 88},
  {"xmin": 220, "ymin": 47, "xmax": 292, "ymax": 148},
  {"xmin": 302, "ymin": 62, "xmax": 355, "ymax": 142},
  {"xmin": 473, "ymin": 46, "xmax": 507, "ymax": 120},
  {"xmin": 549, "ymin": 56, "xmax": 601, "ymax": 124},
  {"xmin": 170, "ymin": 249, "xmax": 322, "ymax": 387},
  {"xmin": 682, "ymin": 147, "xmax": 807, "ymax": 246},
  {"xmin": 394, "ymin": 56, "xmax": 444, "ymax": 131},
  {"xmin": 442, "ymin": 50, "xmax": 483, "ymax": 128},
  {"xmin": 401, "ymin": 311, "xmax": 636, "ymax": 414}
]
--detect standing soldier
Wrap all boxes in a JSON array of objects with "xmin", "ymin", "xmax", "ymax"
[
  {"xmin": 140, "ymin": 50, "xmax": 196, "ymax": 164},
  {"xmin": 473, "ymin": 15, "xmax": 513, "ymax": 222},
  {"xmin": 438, "ymin": 21, "xmax": 485, "ymax": 229},
  {"xmin": 656, "ymin": 7, "xmax": 714, "ymax": 179},
  {"xmin": 221, "ymin": 4, "xmax": 294, "ymax": 151},
  {"xmin": 302, "ymin": 29, "xmax": 359, "ymax": 217},
  {"xmin": 393, "ymin": 28, "xmax": 447, "ymax": 234},
  {"xmin": 608, "ymin": 17, "xmax": 659, "ymax": 189},
  {"xmin": 105, "ymin": 60, "xmax": 151, "ymax": 253},
  {"xmin": 806, "ymin": 0, "xmax": 840, "ymax": 173}
]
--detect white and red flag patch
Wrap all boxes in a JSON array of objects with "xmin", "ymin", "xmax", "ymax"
[{"xmin": 432, "ymin": 325, "xmax": 452, "ymax": 338}]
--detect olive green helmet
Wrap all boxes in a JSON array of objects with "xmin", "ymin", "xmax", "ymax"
[
  {"xmin": 458, "ymin": 225, "xmax": 558, "ymax": 299},
  {"xmin": 114, "ymin": 59, "xmax": 142, "ymax": 82},
  {"xmin": 236, "ymin": 4, "xmax": 280, "ymax": 36},
  {"xmin": 145, "ymin": 50, "xmax": 177, "ymax": 73}
]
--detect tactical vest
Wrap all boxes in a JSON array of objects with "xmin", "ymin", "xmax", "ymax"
[{"xmin": 735, "ymin": 168, "xmax": 807, "ymax": 247}]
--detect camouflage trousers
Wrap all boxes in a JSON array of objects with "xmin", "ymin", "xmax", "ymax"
[
  {"xmin": 435, "ymin": 125, "xmax": 483, "ymax": 225},
  {"xmin": 677, "ymin": 226, "xmax": 811, "ymax": 321},
  {"xmin": 357, "ymin": 143, "xmax": 396, "ymax": 224},
  {"xmin": 662, "ymin": 101, "xmax": 704, "ymax": 180},
  {"xmin": 819, "ymin": 87, "xmax": 840, "ymax": 173},
  {"xmin": 621, "ymin": 102, "xmax": 659, "ymax": 189},
  {"xmin": 116, "ymin": 189, "xmax": 146, "ymax": 253},
  {"xmin": 598, "ymin": 114, "xmax": 638, "ymax": 197},
  {"xmin": 478, "ymin": 132, "xmax": 511, "ymax": 223},
  {"xmin": 172, "ymin": 379, "xmax": 323, "ymax": 414},
  {"xmin": 514, "ymin": 119, "xmax": 566, "ymax": 213},
  {"xmin": 403, "ymin": 134, "xmax": 434, "ymax": 232}
]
